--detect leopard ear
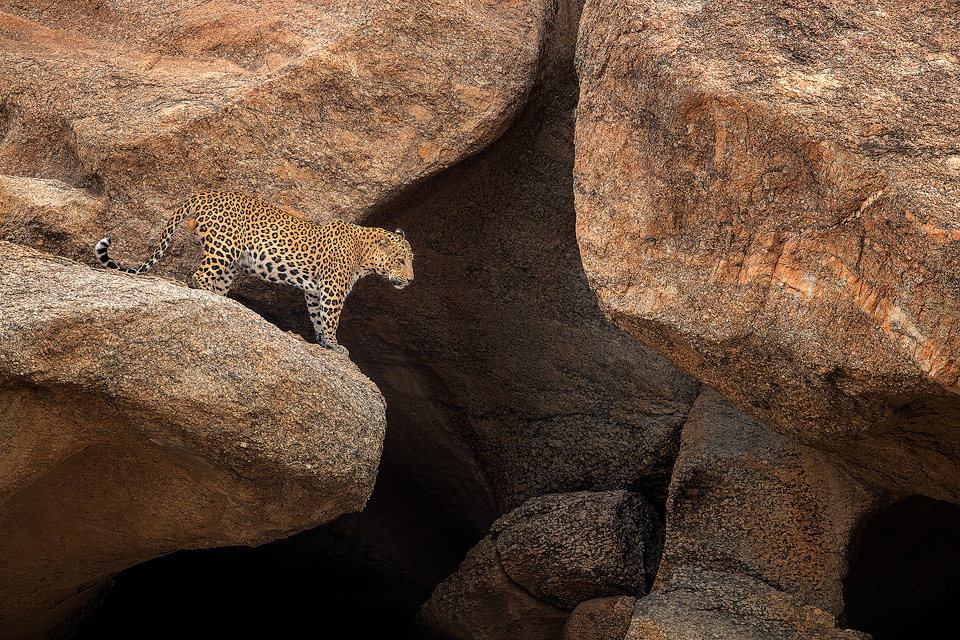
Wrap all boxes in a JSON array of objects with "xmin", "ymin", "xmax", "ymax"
[{"xmin": 395, "ymin": 229, "xmax": 404, "ymax": 239}]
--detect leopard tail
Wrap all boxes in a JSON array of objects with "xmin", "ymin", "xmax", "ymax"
[{"xmin": 95, "ymin": 199, "xmax": 198, "ymax": 275}]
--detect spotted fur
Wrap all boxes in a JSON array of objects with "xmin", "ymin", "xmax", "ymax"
[{"xmin": 95, "ymin": 191, "xmax": 413, "ymax": 355}]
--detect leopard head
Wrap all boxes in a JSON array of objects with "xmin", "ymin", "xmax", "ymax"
[{"xmin": 374, "ymin": 229, "xmax": 414, "ymax": 289}]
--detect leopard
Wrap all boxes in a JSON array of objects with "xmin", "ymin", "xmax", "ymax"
[{"xmin": 95, "ymin": 190, "xmax": 413, "ymax": 356}]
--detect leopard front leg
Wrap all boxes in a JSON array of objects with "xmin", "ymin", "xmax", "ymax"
[{"xmin": 304, "ymin": 289, "xmax": 348, "ymax": 356}]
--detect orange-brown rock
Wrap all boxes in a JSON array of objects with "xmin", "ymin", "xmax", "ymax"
[
  {"xmin": 10, "ymin": 0, "xmax": 959, "ymax": 637},
  {"xmin": 574, "ymin": 0, "xmax": 960, "ymax": 497},
  {"xmin": 0, "ymin": 2, "xmax": 709, "ymax": 635},
  {"xmin": 654, "ymin": 389, "xmax": 875, "ymax": 627},
  {"xmin": 626, "ymin": 566, "xmax": 870, "ymax": 640},
  {"xmin": 0, "ymin": 0, "xmax": 569, "ymax": 282},
  {"xmin": 0, "ymin": 175, "xmax": 107, "ymax": 261},
  {"xmin": 0, "ymin": 242, "xmax": 386, "ymax": 639},
  {"xmin": 561, "ymin": 596, "xmax": 636, "ymax": 640}
]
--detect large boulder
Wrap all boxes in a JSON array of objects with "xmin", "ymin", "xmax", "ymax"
[
  {"xmin": 0, "ymin": 3, "xmax": 704, "ymax": 636},
  {"xmin": 561, "ymin": 596, "xmax": 637, "ymax": 640},
  {"xmin": 1, "ymin": 0, "xmax": 567, "ymax": 226},
  {"xmin": 574, "ymin": 0, "xmax": 960, "ymax": 497},
  {"xmin": 0, "ymin": 242, "xmax": 386, "ymax": 639},
  {"xmin": 493, "ymin": 491, "xmax": 662, "ymax": 610},
  {"xmin": 419, "ymin": 537, "xmax": 570, "ymax": 640},
  {"xmin": 0, "ymin": 0, "xmax": 579, "ymax": 358},
  {"xmin": 1, "ymin": 0, "xmax": 700, "ymax": 533},
  {"xmin": 0, "ymin": 175, "xmax": 107, "ymax": 262},
  {"xmin": 420, "ymin": 490, "xmax": 662, "ymax": 639},
  {"xmin": 656, "ymin": 389, "xmax": 875, "ymax": 622}
]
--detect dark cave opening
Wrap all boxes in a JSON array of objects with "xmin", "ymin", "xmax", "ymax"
[
  {"xmin": 77, "ymin": 545, "xmax": 423, "ymax": 640},
  {"xmin": 844, "ymin": 494, "xmax": 960, "ymax": 640},
  {"xmin": 75, "ymin": 469, "xmax": 476, "ymax": 640}
]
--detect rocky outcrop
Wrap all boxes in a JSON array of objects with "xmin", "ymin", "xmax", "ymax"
[
  {"xmin": 574, "ymin": 0, "xmax": 960, "ymax": 498},
  {"xmin": 3, "ymin": 0, "xmax": 959, "ymax": 638},
  {"xmin": 420, "ymin": 536, "xmax": 570, "ymax": 640},
  {"xmin": 0, "ymin": 175, "xmax": 107, "ymax": 263},
  {"xmin": 1, "ymin": 1, "xmax": 703, "ymax": 636},
  {"xmin": 0, "ymin": 0, "xmax": 571, "ymax": 273},
  {"xmin": 0, "ymin": 242, "xmax": 386, "ymax": 639},
  {"xmin": 0, "ymin": 0, "xmax": 700, "ymax": 535},
  {"xmin": 420, "ymin": 491, "xmax": 662, "ymax": 639},
  {"xmin": 557, "ymin": 389, "xmax": 879, "ymax": 640},
  {"xmin": 625, "ymin": 567, "xmax": 870, "ymax": 640},
  {"xmin": 561, "ymin": 596, "xmax": 636, "ymax": 640}
]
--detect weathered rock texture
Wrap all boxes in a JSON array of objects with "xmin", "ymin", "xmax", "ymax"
[
  {"xmin": 0, "ymin": 0, "xmax": 580, "ymax": 334},
  {"xmin": 657, "ymin": 389, "xmax": 877, "ymax": 616},
  {"xmin": 494, "ymin": 491, "xmax": 662, "ymax": 609},
  {"xmin": 0, "ymin": 242, "xmax": 386, "ymax": 639},
  {"xmin": 626, "ymin": 566, "xmax": 870, "ymax": 640},
  {"xmin": 420, "ymin": 536, "xmax": 570, "ymax": 640},
  {"xmin": 5, "ymin": 0, "xmax": 958, "ymax": 638},
  {"xmin": 1, "ymin": 0, "xmax": 566, "ymax": 223},
  {"xmin": 622, "ymin": 388, "xmax": 874, "ymax": 638},
  {"xmin": 0, "ymin": 174, "xmax": 107, "ymax": 262},
  {"xmin": 0, "ymin": 0, "xmax": 701, "ymax": 535},
  {"xmin": 561, "ymin": 596, "xmax": 636, "ymax": 640},
  {"xmin": 574, "ymin": 0, "xmax": 960, "ymax": 498},
  {"xmin": 1, "ymin": 0, "xmax": 706, "ymax": 636},
  {"xmin": 420, "ymin": 491, "xmax": 663, "ymax": 640}
]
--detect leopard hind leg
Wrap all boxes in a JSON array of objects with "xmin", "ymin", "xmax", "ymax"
[
  {"xmin": 193, "ymin": 249, "xmax": 240, "ymax": 295},
  {"xmin": 209, "ymin": 262, "xmax": 239, "ymax": 295}
]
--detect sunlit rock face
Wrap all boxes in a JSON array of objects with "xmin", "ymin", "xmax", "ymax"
[
  {"xmin": 0, "ymin": 242, "xmax": 386, "ymax": 639},
  {"xmin": 574, "ymin": 0, "xmax": 960, "ymax": 498}
]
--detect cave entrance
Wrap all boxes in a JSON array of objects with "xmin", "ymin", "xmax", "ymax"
[{"xmin": 844, "ymin": 495, "xmax": 960, "ymax": 639}]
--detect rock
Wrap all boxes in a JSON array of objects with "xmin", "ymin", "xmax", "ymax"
[
  {"xmin": 0, "ymin": 0, "xmax": 566, "ymax": 247},
  {"xmin": 419, "ymin": 537, "xmax": 569, "ymax": 640},
  {"xmin": 0, "ymin": 175, "xmax": 107, "ymax": 262},
  {"xmin": 0, "ymin": 4, "xmax": 704, "ymax": 635},
  {"xmin": 574, "ymin": 0, "xmax": 960, "ymax": 496},
  {"xmin": 657, "ymin": 389, "xmax": 877, "ymax": 616},
  {"xmin": 626, "ymin": 566, "xmax": 872, "ymax": 640},
  {"xmin": 560, "ymin": 596, "xmax": 636, "ymax": 640},
  {"xmin": 0, "ymin": 0, "xmax": 577, "ymax": 358},
  {"xmin": 493, "ymin": 491, "xmax": 662, "ymax": 609},
  {"xmin": 0, "ymin": 242, "xmax": 386, "ymax": 639},
  {"xmin": 420, "ymin": 491, "xmax": 662, "ymax": 640},
  {"xmin": 1, "ymin": 0, "xmax": 700, "ymax": 538}
]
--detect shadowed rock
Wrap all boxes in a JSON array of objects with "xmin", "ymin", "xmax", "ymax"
[
  {"xmin": 420, "ymin": 490, "xmax": 662, "ymax": 639},
  {"xmin": 626, "ymin": 566, "xmax": 871, "ymax": 640}
]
